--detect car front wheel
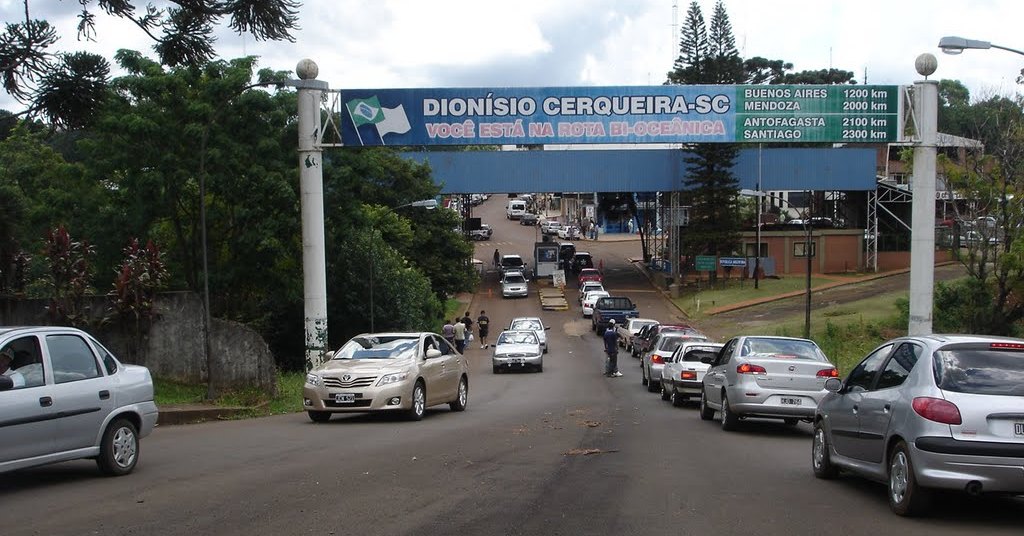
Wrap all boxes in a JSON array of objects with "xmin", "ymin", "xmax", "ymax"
[
  {"xmin": 97, "ymin": 418, "xmax": 139, "ymax": 476},
  {"xmin": 889, "ymin": 441, "xmax": 931, "ymax": 516},
  {"xmin": 699, "ymin": 389, "xmax": 715, "ymax": 420},
  {"xmin": 812, "ymin": 421, "xmax": 838, "ymax": 479},
  {"xmin": 449, "ymin": 376, "xmax": 468, "ymax": 412},
  {"xmin": 407, "ymin": 381, "xmax": 426, "ymax": 421}
]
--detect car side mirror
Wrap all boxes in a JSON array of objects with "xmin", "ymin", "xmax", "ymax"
[
  {"xmin": 824, "ymin": 378, "xmax": 842, "ymax": 392},
  {"xmin": 325, "ymin": 351, "xmax": 335, "ymax": 360},
  {"xmin": 545, "ymin": 326, "xmax": 551, "ymax": 330},
  {"xmin": 426, "ymin": 348, "xmax": 442, "ymax": 359},
  {"xmin": 0, "ymin": 375, "xmax": 12, "ymax": 391}
]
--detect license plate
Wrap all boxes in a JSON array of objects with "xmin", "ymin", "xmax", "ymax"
[
  {"xmin": 1015, "ymin": 422, "xmax": 1024, "ymax": 436},
  {"xmin": 334, "ymin": 393, "xmax": 355, "ymax": 403},
  {"xmin": 780, "ymin": 397, "xmax": 802, "ymax": 406}
]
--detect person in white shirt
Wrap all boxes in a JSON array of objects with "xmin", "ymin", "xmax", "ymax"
[{"xmin": 0, "ymin": 348, "xmax": 26, "ymax": 389}]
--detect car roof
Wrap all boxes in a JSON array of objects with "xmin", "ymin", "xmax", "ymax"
[{"xmin": 510, "ymin": 316, "xmax": 542, "ymax": 323}]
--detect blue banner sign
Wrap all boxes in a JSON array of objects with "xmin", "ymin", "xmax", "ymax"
[
  {"xmin": 720, "ymin": 257, "xmax": 748, "ymax": 267},
  {"xmin": 338, "ymin": 85, "xmax": 900, "ymax": 146}
]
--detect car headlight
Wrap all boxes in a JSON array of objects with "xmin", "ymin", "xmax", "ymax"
[
  {"xmin": 305, "ymin": 373, "xmax": 322, "ymax": 387},
  {"xmin": 377, "ymin": 372, "xmax": 410, "ymax": 386}
]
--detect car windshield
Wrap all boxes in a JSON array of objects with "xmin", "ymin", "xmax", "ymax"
[
  {"xmin": 933, "ymin": 348, "xmax": 1024, "ymax": 396},
  {"xmin": 511, "ymin": 319, "xmax": 542, "ymax": 331},
  {"xmin": 332, "ymin": 336, "xmax": 418, "ymax": 360},
  {"xmin": 498, "ymin": 331, "xmax": 539, "ymax": 345},
  {"xmin": 502, "ymin": 257, "xmax": 524, "ymax": 267},
  {"xmin": 740, "ymin": 338, "xmax": 826, "ymax": 361},
  {"xmin": 580, "ymin": 269, "xmax": 599, "ymax": 277},
  {"xmin": 504, "ymin": 275, "xmax": 526, "ymax": 284}
]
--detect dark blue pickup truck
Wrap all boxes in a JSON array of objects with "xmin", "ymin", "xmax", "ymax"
[{"xmin": 592, "ymin": 296, "xmax": 639, "ymax": 335}]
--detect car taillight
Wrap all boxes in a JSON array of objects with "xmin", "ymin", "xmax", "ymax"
[
  {"xmin": 680, "ymin": 371, "xmax": 697, "ymax": 380},
  {"xmin": 990, "ymin": 342, "xmax": 1024, "ymax": 350},
  {"xmin": 816, "ymin": 368, "xmax": 839, "ymax": 378},
  {"xmin": 912, "ymin": 397, "xmax": 962, "ymax": 425},
  {"xmin": 736, "ymin": 363, "xmax": 766, "ymax": 374},
  {"xmin": 651, "ymin": 355, "xmax": 664, "ymax": 364}
]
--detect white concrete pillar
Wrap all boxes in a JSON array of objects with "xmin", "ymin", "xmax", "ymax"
[
  {"xmin": 909, "ymin": 55, "xmax": 938, "ymax": 335},
  {"xmin": 292, "ymin": 60, "xmax": 330, "ymax": 370}
]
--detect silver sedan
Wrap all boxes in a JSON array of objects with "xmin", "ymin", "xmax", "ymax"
[
  {"xmin": 492, "ymin": 330, "xmax": 543, "ymax": 373},
  {"xmin": 699, "ymin": 336, "xmax": 837, "ymax": 429},
  {"xmin": 813, "ymin": 334, "xmax": 1024, "ymax": 516}
]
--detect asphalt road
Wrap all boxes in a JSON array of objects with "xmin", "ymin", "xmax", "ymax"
[{"xmin": 1, "ymin": 197, "xmax": 1020, "ymax": 535}]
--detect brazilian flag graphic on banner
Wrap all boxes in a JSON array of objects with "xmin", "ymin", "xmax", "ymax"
[{"xmin": 346, "ymin": 97, "xmax": 383, "ymax": 127}]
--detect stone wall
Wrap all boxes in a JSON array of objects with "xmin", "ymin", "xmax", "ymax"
[{"xmin": 0, "ymin": 292, "xmax": 276, "ymax": 395}]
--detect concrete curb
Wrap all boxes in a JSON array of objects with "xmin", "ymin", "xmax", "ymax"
[{"xmin": 157, "ymin": 403, "xmax": 266, "ymax": 425}]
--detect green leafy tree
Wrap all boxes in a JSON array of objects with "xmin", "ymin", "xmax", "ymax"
[
  {"xmin": 937, "ymin": 94, "xmax": 1024, "ymax": 334},
  {"xmin": 77, "ymin": 52, "xmax": 302, "ymax": 351},
  {"xmin": 1, "ymin": 0, "xmax": 300, "ymax": 128},
  {"xmin": 668, "ymin": 1, "xmax": 742, "ymax": 273}
]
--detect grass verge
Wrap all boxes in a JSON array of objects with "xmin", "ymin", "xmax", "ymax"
[
  {"xmin": 155, "ymin": 371, "xmax": 306, "ymax": 417},
  {"xmin": 675, "ymin": 275, "xmax": 835, "ymax": 318}
]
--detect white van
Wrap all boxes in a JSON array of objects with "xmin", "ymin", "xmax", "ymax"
[{"xmin": 506, "ymin": 199, "xmax": 527, "ymax": 220}]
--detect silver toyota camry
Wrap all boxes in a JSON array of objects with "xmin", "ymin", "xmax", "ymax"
[{"xmin": 813, "ymin": 334, "xmax": 1024, "ymax": 516}]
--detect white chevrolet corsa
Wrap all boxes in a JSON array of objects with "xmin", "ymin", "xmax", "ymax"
[{"xmin": 0, "ymin": 326, "xmax": 159, "ymax": 476}]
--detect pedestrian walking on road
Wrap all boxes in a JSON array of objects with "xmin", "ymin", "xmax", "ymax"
[
  {"xmin": 453, "ymin": 318, "xmax": 467, "ymax": 354},
  {"xmin": 461, "ymin": 311, "xmax": 474, "ymax": 339},
  {"xmin": 477, "ymin": 311, "xmax": 491, "ymax": 349},
  {"xmin": 603, "ymin": 319, "xmax": 622, "ymax": 377},
  {"xmin": 443, "ymin": 319, "xmax": 456, "ymax": 348},
  {"xmin": 493, "ymin": 248, "xmax": 501, "ymax": 269}
]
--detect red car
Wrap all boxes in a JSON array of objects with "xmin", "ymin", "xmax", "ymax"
[{"xmin": 577, "ymin": 268, "xmax": 603, "ymax": 286}]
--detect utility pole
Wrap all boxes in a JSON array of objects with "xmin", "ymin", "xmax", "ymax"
[{"xmin": 909, "ymin": 55, "xmax": 938, "ymax": 335}]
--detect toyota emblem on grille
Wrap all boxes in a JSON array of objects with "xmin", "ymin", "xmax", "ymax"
[
  {"xmin": 788, "ymin": 365, "xmax": 795, "ymax": 371},
  {"xmin": 342, "ymin": 374, "xmax": 351, "ymax": 382}
]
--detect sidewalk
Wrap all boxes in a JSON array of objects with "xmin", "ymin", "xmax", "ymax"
[{"xmin": 156, "ymin": 402, "xmax": 258, "ymax": 425}]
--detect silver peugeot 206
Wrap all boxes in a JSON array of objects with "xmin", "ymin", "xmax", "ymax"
[{"xmin": 813, "ymin": 334, "xmax": 1024, "ymax": 516}]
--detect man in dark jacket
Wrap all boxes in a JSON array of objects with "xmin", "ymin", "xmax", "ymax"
[{"xmin": 603, "ymin": 319, "xmax": 622, "ymax": 377}]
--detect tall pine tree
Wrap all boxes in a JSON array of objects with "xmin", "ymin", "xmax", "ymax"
[{"xmin": 668, "ymin": 1, "xmax": 742, "ymax": 270}]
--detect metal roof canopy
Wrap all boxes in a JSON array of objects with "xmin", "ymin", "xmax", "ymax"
[{"xmin": 400, "ymin": 147, "xmax": 877, "ymax": 194}]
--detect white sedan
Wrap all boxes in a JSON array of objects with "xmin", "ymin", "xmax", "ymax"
[
  {"xmin": 492, "ymin": 330, "xmax": 543, "ymax": 373},
  {"xmin": 557, "ymin": 226, "xmax": 581, "ymax": 240},
  {"xmin": 660, "ymin": 341, "xmax": 723, "ymax": 406},
  {"xmin": 580, "ymin": 290, "xmax": 610, "ymax": 317},
  {"xmin": 508, "ymin": 317, "xmax": 550, "ymax": 354}
]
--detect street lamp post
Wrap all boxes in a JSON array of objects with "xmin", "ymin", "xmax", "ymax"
[
  {"xmin": 740, "ymin": 189, "xmax": 814, "ymax": 338},
  {"xmin": 369, "ymin": 199, "xmax": 437, "ymax": 333},
  {"xmin": 939, "ymin": 36, "xmax": 1024, "ymax": 57}
]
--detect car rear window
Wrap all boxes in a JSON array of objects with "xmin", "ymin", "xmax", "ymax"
[
  {"xmin": 934, "ymin": 349, "xmax": 1024, "ymax": 396},
  {"xmin": 597, "ymin": 297, "xmax": 632, "ymax": 309},
  {"xmin": 683, "ymin": 346, "xmax": 722, "ymax": 361},
  {"xmin": 740, "ymin": 337, "xmax": 827, "ymax": 361}
]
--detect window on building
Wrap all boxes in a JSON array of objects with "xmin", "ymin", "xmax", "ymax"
[{"xmin": 794, "ymin": 240, "xmax": 816, "ymax": 258}]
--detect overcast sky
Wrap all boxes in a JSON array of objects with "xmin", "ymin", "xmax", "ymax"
[{"xmin": 1, "ymin": 0, "xmax": 1022, "ymax": 113}]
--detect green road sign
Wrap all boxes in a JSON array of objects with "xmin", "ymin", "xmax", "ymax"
[
  {"xmin": 695, "ymin": 255, "xmax": 717, "ymax": 271},
  {"xmin": 736, "ymin": 85, "xmax": 899, "ymax": 143}
]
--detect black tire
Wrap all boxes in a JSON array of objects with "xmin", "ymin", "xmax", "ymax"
[
  {"xmin": 721, "ymin": 393, "xmax": 739, "ymax": 431},
  {"xmin": 889, "ymin": 441, "xmax": 931, "ymax": 516},
  {"xmin": 641, "ymin": 367, "xmax": 648, "ymax": 386},
  {"xmin": 449, "ymin": 376, "xmax": 468, "ymax": 412},
  {"xmin": 812, "ymin": 420, "xmax": 839, "ymax": 479},
  {"xmin": 307, "ymin": 411, "xmax": 331, "ymax": 423},
  {"xmin": 699, "ymin": 389, "xmax": 715, "ymax": 420},
  {"xmin": 646, "ymin": 368, "xmax": 658, "ymax": 393},
  {"xmin": 407, "ymin": 381, "xmax": 426, "ymax": 421},
  {"xmin": 670, "ymin": 389, "xmax": 685, "ymax": 408},
  {"xmin": 784, "ymin": 418, "xmax": 799, "ymax": 426},
  {"xmin": 536, "ymin": 364, "xmax": 543, "ymax": 373},
  {"xmin": 660, "ymin": 383, "xmax": 671, "ymax": 401},
  {"xmin": 492, "ymin": 365, "xmax": 500, "ymax": 374},
  {"xmin": 96, "ymin": 418, "xmax": 140, "ymax": 476}
]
